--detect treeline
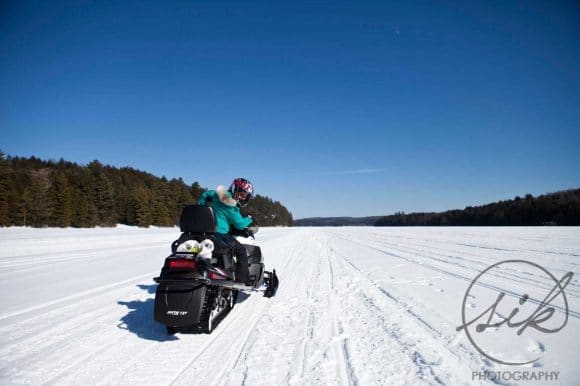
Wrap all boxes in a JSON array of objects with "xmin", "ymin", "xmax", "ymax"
[
  {"xmin": 375, "ymin": 189, "xmax": 580, "ymax": 226},
  {"xmin": 243, "ymin": 195, "xmax": 293, "ymax": 227},
  {"xmin": 0, "ymin": 152, "xmax": 292, "ymax": 228}
]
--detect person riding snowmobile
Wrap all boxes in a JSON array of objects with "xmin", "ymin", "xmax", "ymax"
[{"xmin": 197, "ymin": 178, "xmax": 255, "ymax": 285}]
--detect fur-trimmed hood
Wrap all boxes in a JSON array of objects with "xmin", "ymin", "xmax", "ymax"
[
  {"xmin": 197, "ymin": 186, "xmax": 252, "ymax": 233},
  {"xmin": 216, "ymin": 185, "xmax": 237, "ymax": 207}
]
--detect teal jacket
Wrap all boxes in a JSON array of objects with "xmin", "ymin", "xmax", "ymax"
[{"xmin": 197, "ymin": 186, "xmax": 253, "ymax": 234}]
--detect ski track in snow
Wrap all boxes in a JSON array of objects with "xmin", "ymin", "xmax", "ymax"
[{"xmin": 0, "ymin": 226, "xmax": 578, "ymax": 385}]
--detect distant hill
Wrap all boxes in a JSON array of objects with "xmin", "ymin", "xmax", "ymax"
[
  {"xmin": 375, "ymin": 189, "xmax": 580, "ymax": 226},
  {"xmin": 294, "ymin": 189, "xmax": 580, "ymax": 227},
  {"xmin": 293, "ymin": 216, "xmax": 381, "ymax": 227}
]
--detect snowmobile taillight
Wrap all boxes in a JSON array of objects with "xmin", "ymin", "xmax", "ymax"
[
  {"xmin": 168, "ymin": 259, "xmax": 197, "ymax": 270},
  {"xmin": 208, "ymin": 271, "xmax": 226, "ymax": 280}
]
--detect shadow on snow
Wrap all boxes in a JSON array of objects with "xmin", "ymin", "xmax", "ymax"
[
  {"xmin": 118, "ymin": 284, "xmax": 252, "ymax": 341},
  {"xmin": 117, "ymin": 284, "xmax": 178, "ymax": 342}
]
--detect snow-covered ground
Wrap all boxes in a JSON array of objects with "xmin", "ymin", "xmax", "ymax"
[{"xmin": 0, "ymin": 226, "xmax": 578, "ymax": 385}]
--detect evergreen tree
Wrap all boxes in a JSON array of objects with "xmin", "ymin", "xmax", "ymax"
[
  {"xmin": 71, "ymin": 188, "xmax": 92, "ymax": 227},
  {"xmin": 94, "ymin": 172, "xmax": 117, "ymax": 225},
  {"xmin": 15, "ymin": 188, "xmax": 32, "ymax": 226},
  {"xmin": 28, "ymin": 171, "xmax": 51, "ymax": 226},
  {"xmin": 74, "ymin": 168, "xmax": 98, "ymax": 227},
  {"xmin": 49, "ymin": 172, "xmax": 73, "ymax": 227},
  {"xmin": 133, "ymin": 187, "xmax": 153, "ymax": 227},
  {"xmin": 0, "ymin": 151, "xmax": 10, "ymax": 225},
  {"xmin": 190, "ymin": 182, "xmax": 204, "ymax": 202},
  {"xmin": 115, "ymin": 185, "xmax": 132, "ymax": 224},
  {"xmin": 151, "ymin": 180, "xmax": 173, "ymax": 226}
]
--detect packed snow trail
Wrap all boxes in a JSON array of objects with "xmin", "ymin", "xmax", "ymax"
[{"xmin": 0, "ymin": 226, "xmax": 578, "ymax": 385}]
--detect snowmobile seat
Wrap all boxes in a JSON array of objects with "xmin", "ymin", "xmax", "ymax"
[
  {"xmin": 170, "ymin": 205, "xmax": 235, "ymax": 271},
  {"xmin": 179, "ymin": 205, "xmax": 217, "ymax": 234}
]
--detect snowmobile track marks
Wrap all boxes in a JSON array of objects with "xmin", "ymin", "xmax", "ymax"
[{"xmin": 324, "ymin": 232, "xmax": 483, "ymax": 384}]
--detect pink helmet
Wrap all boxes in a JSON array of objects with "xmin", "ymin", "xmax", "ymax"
[{"xmin": 229, "ymin": 178, "xmax": 254, "ymax": 204}]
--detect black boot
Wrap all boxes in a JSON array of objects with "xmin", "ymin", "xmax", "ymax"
[
  {"xmin": 235, "ymin": 257, "xmax": 250, "ymax": 285},
  {"xmin": 232, "ymin": 241, "xmax": 250, "ymax": 285}
]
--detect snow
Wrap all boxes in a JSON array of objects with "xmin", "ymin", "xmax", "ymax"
[{"xmin": 0, "ymin": 226, "xmax": 578, "ymax": 385}]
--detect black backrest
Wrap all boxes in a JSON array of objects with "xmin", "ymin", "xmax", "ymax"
[{"xmin": 179, "ymin": 205, "xmax": 217, "ymax": 233}]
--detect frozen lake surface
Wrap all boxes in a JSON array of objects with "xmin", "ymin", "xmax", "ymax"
[{"xmin": 0, "ymin": 226, "xmax": 578, "ymax": 385}]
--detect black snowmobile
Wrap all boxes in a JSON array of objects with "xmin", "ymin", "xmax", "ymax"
[{"xmin": 154, "ymin": 205, "xmax": 279, "ymax": 334}]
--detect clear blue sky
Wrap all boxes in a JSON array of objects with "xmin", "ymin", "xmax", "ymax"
[{"xmin": 1, "ymin": 0, "xmax": 579, "ymax": 218}]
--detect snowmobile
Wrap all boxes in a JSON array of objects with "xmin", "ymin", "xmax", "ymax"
[{"xmin": 153, "ymin": 205, "xmax": 279, "ymax": 334}]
